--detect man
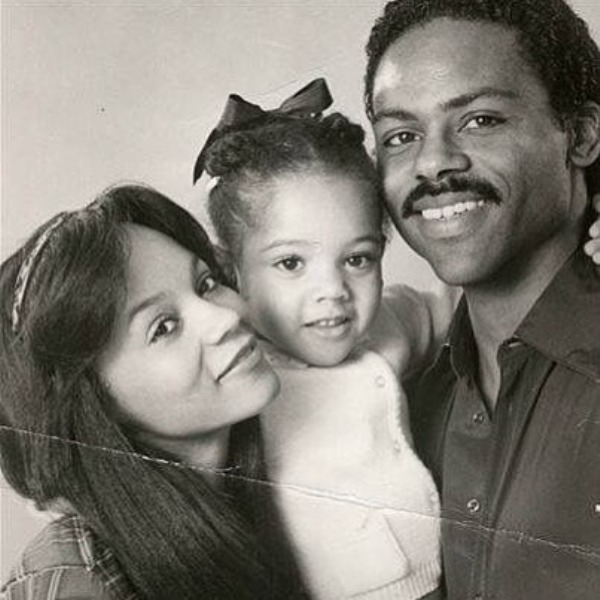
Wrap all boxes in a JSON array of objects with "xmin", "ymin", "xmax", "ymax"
[{"xmin": 364, "ymin": 1, "xmax": 600, "ymax": 598}]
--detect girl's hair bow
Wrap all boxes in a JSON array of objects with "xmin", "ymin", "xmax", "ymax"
[{"xmin": 193, "ymin": 78, "xmax": 333, "ymax": 184}]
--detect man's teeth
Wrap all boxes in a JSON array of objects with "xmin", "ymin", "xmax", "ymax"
[{"xmin": 422, "ymin": 200, "xmax": 485, "ymax": 221}]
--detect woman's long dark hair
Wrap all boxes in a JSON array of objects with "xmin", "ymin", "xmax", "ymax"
[{"xmin": 0, "ymin": 184, "xmax": 308, "ymax": 599}]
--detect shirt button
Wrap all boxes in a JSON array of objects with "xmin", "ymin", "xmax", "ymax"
[
  {"xmin": 375, "ymin": 375, "xmax": 386, "ymax": 387},
  {"xmin": 467, "ymin": 498, "xmax": 481, "ymax": 513},
  {"xmin": 472, "ymin": 411, "xmax": 486, "ymax": 425}
]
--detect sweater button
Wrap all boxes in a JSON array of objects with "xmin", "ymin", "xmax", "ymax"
[
  {"xmin": 375, "ymin": 375, "xmax": 386, "ymax": 387},
  {"xmin": 472, "ymin": 411, "xmax": 486, "ymax": 425},
  {"xmin": 467, "ymin": 498, "xmax": 481, "ymax": 513}
]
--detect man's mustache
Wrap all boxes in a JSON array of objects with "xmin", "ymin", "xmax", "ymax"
[{"xmin": 401, "ymin": 176, "xmax": 503, "ymax": 217}]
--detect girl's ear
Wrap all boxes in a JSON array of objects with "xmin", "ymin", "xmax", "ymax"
[
  {"xmin": 568, "ymin": 102, "xmax": 600, "ymax": 167},
  {"xmin": 233, "ymin": 263, "xmax": 243, "ymax": 295}
]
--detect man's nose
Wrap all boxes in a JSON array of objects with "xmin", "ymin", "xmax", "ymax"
[{"xmin": 415, "ymin": 131, "xmax": 470, "ymax": 181}]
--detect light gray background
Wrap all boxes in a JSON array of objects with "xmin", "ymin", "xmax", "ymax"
[{"xmin": 2, "ymin": 0, "xmax": 599, "ymax": 580}]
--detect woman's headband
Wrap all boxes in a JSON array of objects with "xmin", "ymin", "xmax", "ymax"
[
  {"xmin": 192, "ymin": 77, "xmax": 333, "ymax": 185},
  {"xmin": 11, "ymin": 212, "xmax": 69, "ymax": 333}
]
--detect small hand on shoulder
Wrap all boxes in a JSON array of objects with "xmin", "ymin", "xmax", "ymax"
[{"xmin": 584, "ymin": 194, "xmax": 600, "ymax": 264}]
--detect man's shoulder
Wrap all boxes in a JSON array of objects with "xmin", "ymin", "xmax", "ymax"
[{"xmin": 518, "ymin": 251, "xmax": 600, "ymax": 381}]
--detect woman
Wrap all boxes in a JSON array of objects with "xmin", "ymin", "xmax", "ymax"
[{"xmin": 0, "ymin": 184, "xmax": 308, "ymax": 599}]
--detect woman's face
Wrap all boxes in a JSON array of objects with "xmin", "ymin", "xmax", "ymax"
[{"xmin": 97, "ymin": 225, "xmax": 279, "ymax": 450}]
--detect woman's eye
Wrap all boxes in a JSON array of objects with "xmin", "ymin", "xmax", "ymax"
[
  {"xmin": 383, "ymin": 130, "xmax": 421, "ymax": 148},
  {"xmin": 196, "ymin": 273, "xmax": 219, "ymax": 296},
  {"xmin": 149, "ymin": 317, "xmax": 178, "ymax": 344},
  {"xmin": 274, "ymin": 257, "xmax": 304, "ymax": 272},
  {"xmin": 463, "ymin": 114, "xmax": 504, "ymax": 130}
]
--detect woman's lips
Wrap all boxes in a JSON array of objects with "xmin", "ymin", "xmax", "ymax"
[{"xmin": 217, "ymin": 338, "xmax": 258, "ymax": 382}]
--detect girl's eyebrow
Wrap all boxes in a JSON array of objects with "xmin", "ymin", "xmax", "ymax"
[
  {"xmin": 262, "ymin": 234, "xmax": 384, "ymax": 254},
  {"xmin": 352, "ymin": 234, "xmax": 384, "ymax": 245},
  {"xmin": 261, "ymin": 239, "xmax": 314, "ymax": 253}
]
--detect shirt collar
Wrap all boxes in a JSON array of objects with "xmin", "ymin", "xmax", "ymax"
[
  {"xmin": 515, "ymin": 249, "xmax": 600, "ymax": 381},
  {"xmin": 445, "ymin": 296, "xmax": 477, "ymax": 378},
  {"xmin": 443, "ymin": 249, "xmax": 600, "ymax": 381}
]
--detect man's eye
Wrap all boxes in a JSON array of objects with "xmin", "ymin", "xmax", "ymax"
[
  {"xmin": 463, "ymin": 115, "xmax": 504, "ymax": 130},
  {"xmin": 274, "ymin": 257, "xmax": 304, "ymax": 272},
  {"xmin": 196, "ymin": 273, "xmax": 219, "ymax": 296},
  {"xmin": 149, "ymin": 317, "xmax": 178, "ymax": 344},
  {"xmin": 383, "ymin": 130, "xmax": 421, "ymax": 147}
]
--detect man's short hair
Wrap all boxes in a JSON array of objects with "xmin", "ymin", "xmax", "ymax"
[{"xmin": 365, "ymin": 0, "xmax": 600, "ymax": 193}]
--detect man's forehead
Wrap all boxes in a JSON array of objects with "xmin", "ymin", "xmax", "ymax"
[{"xmin": 371, "ymin": 18, "xmax": 533, "ymax": 114}]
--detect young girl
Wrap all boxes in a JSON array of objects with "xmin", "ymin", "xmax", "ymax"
[
  {"xmin": 194, "ymin": 81, "xmax": 600, "ymax": 600},
  {"xmin": 0, "ymin": 185, "xmax": 308, "ymax": 600},
  {"xmin": 193, "ymin": 82, "xmax": 454, "ymax": 600}
]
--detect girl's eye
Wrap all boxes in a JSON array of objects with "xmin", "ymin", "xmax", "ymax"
[
  {"xmin": 274, "ymin": 256, "xmax": 304, "ymax": 272},
  {"xmin": 463, "ymin": 114, "xmax": 505, "ymax": 130},
  {"xmin": 196, "ymin": 273, "xmax": 219, "ymax": 297},
  {"xmin": 346, "ymin": 254, "xmax": 375, "ymax": 270},
  {"xmin": 149, "ymin": 317, "xmax": 178, "ymax": 344},
  {"xmin": 383, "ymin": 130, "xmax": 421, "ymax": 148}
]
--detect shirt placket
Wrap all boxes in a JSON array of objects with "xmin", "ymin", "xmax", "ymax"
[
  {"xmin": 474, "ymin": 339, "xmax": 531, "ymax": 599},
  {"xmin": 442, "ymin": 374, "xmax": 492, "ymax": 599},
  {"xmin": 443, "ymin": 340, "xmax": 531, "ymax": 600}
]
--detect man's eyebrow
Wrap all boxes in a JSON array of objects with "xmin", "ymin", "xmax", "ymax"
[
  {"xmin": 371, "ymin": 108, "xmax": 418, "ymax": 125},
  {"xmin": 372, "ymin": 87, "xmax": 519, "ymax": 124},
  {"xmin": 441, "ymin": 87, "xmax": 519, "ymax": 112}
]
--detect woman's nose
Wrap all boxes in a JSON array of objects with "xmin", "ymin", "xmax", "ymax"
[
  {"xmin": 192, "ymin": 295, "xmax": 243, "ymax": 346},
  {"xmin": 415, "ymin": 131, "xmax": 470, "ymax": 181}
]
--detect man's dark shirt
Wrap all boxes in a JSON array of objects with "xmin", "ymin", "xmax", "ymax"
[{"xmin": 409, "ymin": 251, "xmax": 600, "ymax": 600}]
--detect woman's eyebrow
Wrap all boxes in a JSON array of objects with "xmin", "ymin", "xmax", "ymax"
[{"xmin": 128, "ymin": 292, "xmax": 168, "ymax": 325}]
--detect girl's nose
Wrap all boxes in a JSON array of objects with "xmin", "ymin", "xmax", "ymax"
[{"xmin": 313, "ymin": 269, "xmax": 350, "ymax": 303}]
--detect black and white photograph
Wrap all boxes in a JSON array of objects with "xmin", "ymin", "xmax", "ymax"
[{"xmin": 2, "ymin": 1, "xmax": 600, "ymax": 598}]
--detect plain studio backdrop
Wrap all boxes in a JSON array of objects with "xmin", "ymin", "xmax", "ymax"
[{"xmin": 1, "ymin": 0, "xmax": 599, "ymax": 579}]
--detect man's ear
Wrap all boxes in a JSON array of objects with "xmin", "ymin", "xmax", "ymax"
[{"xmin": 568, "ymin": 101, "xmax": 600, "ymax": 167}]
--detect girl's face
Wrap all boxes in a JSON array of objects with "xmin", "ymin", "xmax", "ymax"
[
  {"xmin": 237, "ymin": 171, "xmax": 384, "ymax": 367},
  {"xmin": 97, "ymin": 225, "xmax": 279, "ymax": 450}
]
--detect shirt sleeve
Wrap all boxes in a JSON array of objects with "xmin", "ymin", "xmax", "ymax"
[
  {"xmin": 366, "ymin": 282, "xmax": 460, "ymax": 379},
  {"xmin": 1, "ymin": 566, "xmax": 115, "ymax": 600}
]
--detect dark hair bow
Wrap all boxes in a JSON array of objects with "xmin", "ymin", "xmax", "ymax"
[{"xmin": 193, "ymin": 78, "xmax": 333, "ymax": 184}]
